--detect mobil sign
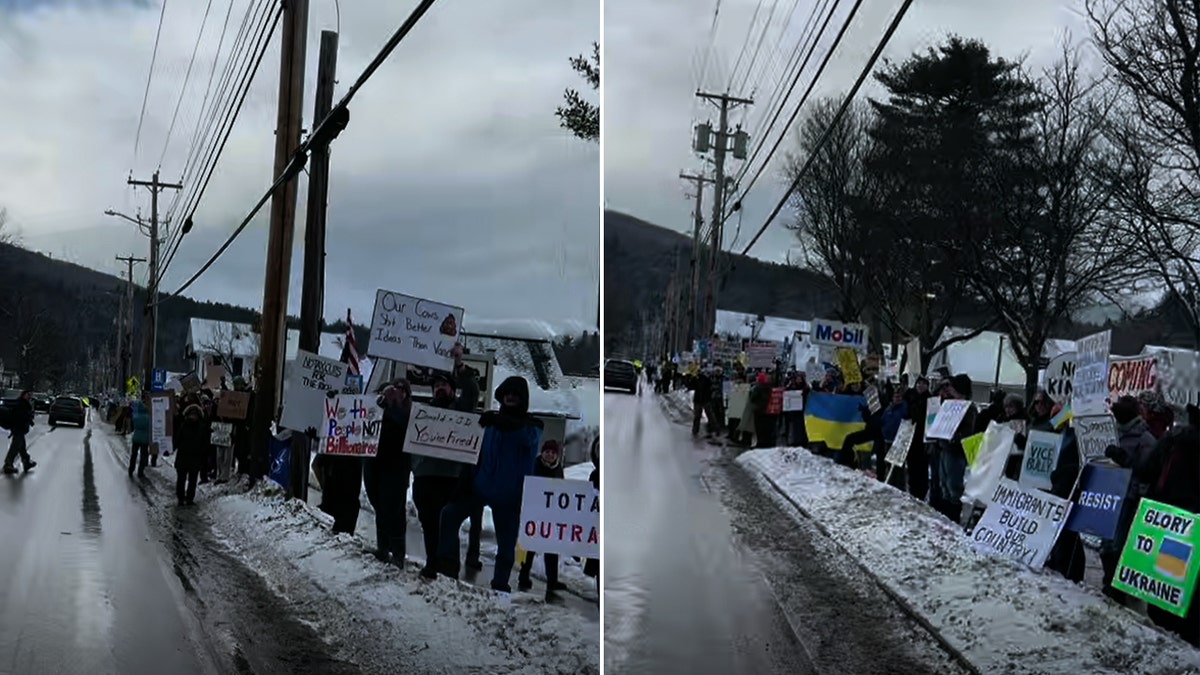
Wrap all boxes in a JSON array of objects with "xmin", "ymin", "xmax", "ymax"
[{"xmin": 811, "ymin": 318, "xmax": 869, "ymax": 353}]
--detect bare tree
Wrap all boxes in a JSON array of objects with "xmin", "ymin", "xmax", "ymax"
[{"xmin": 199, "ymin": 321, "xmax": 255, "ymax": 377}]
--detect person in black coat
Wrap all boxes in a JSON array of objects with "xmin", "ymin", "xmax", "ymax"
[
  {"xmin": 363, "ymin": 380, "xmax": 413, "ymax": 566},
  {"xmin": 174, "ymin": 395, "xmax": 210, "ymax": 505},
  {"xmin": 690, "ymin": 369, "xmax": 713, "ymax": 437},
  {"xmin": 2, "ymin": 390, "xmax": 36, "ymax": 474},
  {"xmin": 517, "ymin": 439, "xmax": 570, "ymax": 601}
]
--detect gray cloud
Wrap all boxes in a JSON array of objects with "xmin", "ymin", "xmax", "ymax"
[
  {"xmin": 605, "ymin": 0, "xmax": 1085, "ymax": 262},
  {"xmin": 0, "ymin": 0, "xmax": 599, "ymax": 328}
]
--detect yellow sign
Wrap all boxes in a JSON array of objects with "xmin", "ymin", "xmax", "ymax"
[
  {"xmin": 126, "ymin": 377, "xmax": 140, "ymax": 396},
  {"xmin": 837, "ymin": 348, "xmax": 862, "ymax": 384}
]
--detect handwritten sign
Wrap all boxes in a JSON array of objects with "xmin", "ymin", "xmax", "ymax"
[
  {"xmin": 402, "ymin": 401, "xmax": 484, "ymax": 464},
  {"xmin": 210, "ymin": 422, "xmax": 233, "ymax": 447},
  {"xmin": 217, "ymin": 391, "xmax": 250, "ymax": 420},
  {"xmin": 320, "ymin": 395, "xmax": 382, "ymax": 457},
  {"xmin": 747, "ymin": 342, "xmax": 777, "ymax": 369},
  {"xmin": 766, "ymin": 387, "xmax": 784, "ymax": 415},
  {"xmin": 1019, "ymin": 430, "xmax": 1062, "ymax": 492},
  {"xmin": 885, "ymin": 420, "xmax": 916, "ymax": 466},
  {"xmin": 837, "ymin": 347, "xmax": 862, "ymax": 385},
  {"xmin": 783, "ymin": 390, "xmax": 805, "ymax": 412},
  {"xmin": 972, "ymin": 479, "xmax": 1071, "ymax": 569},
  {"xmin": 1112, "ymin": 499, "xmax": 1199, "ymax": 618},
  {"xmin": 517, "ymin": 476, "xmax": 599, "ymax": 558},
  {"xmin": 926, "ymin": 399, "xmax": 971, "ymax": 441},
  {"xmin": 180, "ymin": 373, "xmax": 201, "ymax": 394},
  {"xmin": 1044, "ymin": 351, "xmax": 1076, "ymax": 404},
  {"xmin": 1152, "ymin": 349, "xmax": 1200, "ymax": 410},
  {"xmin": 1073, "ymin": 330, "xmax": 1111, "ymax": 416},
  {"xmin": 1107, "ymin": 355, "xmax": 1157, "ymax": 402},
  {"xmin": 280, "ymin": 350, "xmax": 356, "ymax": 431},
  {"xmin": 1074, "ymin": 415, "xmax": 1118, "ymax": 461},
  {"xmin": 367, "ymin": 289, "xmax": 465, "ymax": 371},
  {"xmin": 863, "ymin": 385, "xmax": 881, "ymax": 414}
]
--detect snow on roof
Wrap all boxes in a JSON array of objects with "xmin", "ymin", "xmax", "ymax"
[
  {"xmin": 462, "ymin": 333, "xmax": 567, "ymax": 391},
  {"xmin": 492, "ymin": 364, "xmax": 580, "ymax": 419},
  {"xmin": 188, "ymin": 318, "xmax": 258, "ymax": 357},
  {"xmin": 714, "ymin": 309, "xmax": 809, "ymax": 344},
  {"xmin": 461, "ymin": 318, "xmax": 597, "ymax": 342}
]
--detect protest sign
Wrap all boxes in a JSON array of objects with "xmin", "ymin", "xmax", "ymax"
[
  {"xmin": 863, "ymin": 385, "xmax": 881, "ymax": 414},
  {"xmin": 210, "ymin": 422, "xmax": 233, "ymax": 447},
  {"xmin": 320, "ymin": 395, "xmax": 382, "ymax": 457},
  {"xmin": 402, "ymin": 401, "xmax": 484, "ymax": 464},
  {"xmin": 1074, "ymin": 415, "xmax": 1118, "ymax": 461},
  {"xmin": 1019, "ymin": 430, "xmax": 1062, "ymax": 492},
  {"xmin": 279, "ymin": 350, "xmax": 357, "ymax": 431},
  {"xmin": 711, "ymin": 340, "xmax": 739, "ymax": 363},
  {"xmin": 783, "ymin": 390, "xmax": 805, "ymax": 412},
  {"xmin": 924, "ymin": 397, "xmax": 941, "ymax": 443},
  {"xmin": 149, "ymin": 393, "xmax": 175, "ymax": 457},
  {"xmin": 747, "ymin": 342, "xmax": 777, "ymax": 369},
  {"xmin": 1065, "ymin": 464, "xmax": 1132, "ymax": 540},
  {"xmin": 811, "ymin": 318, "xmax": 869, "ymax": 353},
  {"xmin": 963, "ymin": 422, "xmax": 1016, "ymax": 504},
  {"xmin": 1073, "ymin": 330, "xmax": 1111, "ymax": 416},
  {"xmin": 766, "ymin": 388, "xmax": 784, "ymax": 415},
  {"xmin": 837, "ymin": 348, "xmax": 862, "ymax": 384},
  {"xmin": 1107, "ymin": 355, "xmax": 1157, "ymax": 402},
  {"xmin": 971, "ymin": 478, "xmax": 1071, "ymax": 569},
  {"xmin": 204, "ymin": 358, "xmax": 226, "ymax": 390},
  {"xmin": 926, "ymin": 400, "xmax": 971, "ymax": 441},
  {"xmin": 1152, "ymin": 348, "xmax": 1200, "ymax": 410},
  {"xmin": 728, "ymin": 383, "xmax": 751, "ymax": 418},
  {"xmin": 884, "ymin": 420, "xmax": 916, "ymax": 466},
  {"xmin": 180, "ymin": 373, "xmax": 201, "ymax": 394},
  {"xmin": 1044, "ymin": 351, "xmax": 1076, "ymax": 404},
  {"xmin": 517, "ymin": 476, "xmax": 599, "ymax": 558},
  {"xmin": 217, "ymin": 391, "xmax": 250, "ymax": 420},
  {"xmin": 367, "ymin": 289, "xmax": 465, "ymax": 371},
  {"xmin": 1111, "ymin": 499, "xmax": 1199, "ymax": 618},
  {"xmin": 962, "ymin": 432, "xmax": 985, "ymax": 467}
]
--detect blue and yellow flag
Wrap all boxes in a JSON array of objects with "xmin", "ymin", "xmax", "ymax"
[{"xmin": 804, "ymin": 393, "xmax": 871, "ymax": 451}]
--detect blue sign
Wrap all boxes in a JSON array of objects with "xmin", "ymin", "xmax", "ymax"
[
  {"xmin": 1065, "ymin": 464, "xmax": 1133, "ymax": 539},
  {"xmin": 151, "ymin": 368, "xmax": 167, "ymax": 392}
]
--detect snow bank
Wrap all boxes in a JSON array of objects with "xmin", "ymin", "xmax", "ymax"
[
  {"xmin": 208, "ymin": 484, "xmax": 599, "ymax": 674},
  {"xmin": 737, "ymin": 447, "xmax": 1200, "ymax": 675}
]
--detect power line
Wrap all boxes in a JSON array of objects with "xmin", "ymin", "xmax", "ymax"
[
  {"xmin": 132, "ymin": 0, "xmax": 170, "ymax": 166},
  {"xmin": 727, "ymin": 0, "xmax": 765, "ymax": 91},
  {"xmin": 158, "ymin": 0, "xmax": 216, "ymax": 168},
  {"xmin": 737, "ymin": 0, "xmax": 783, "ymax": 95},
  {"xmin": 740, "ymin": 0, "xmax": 916, "ymax": 256},
  {"xmin": 695, "ymin": 0, "xmax": 724, "ymax": 89}
]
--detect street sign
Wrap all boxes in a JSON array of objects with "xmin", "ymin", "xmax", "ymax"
[{"xmin": 151, "ymin": 369, "xmax": 167, "ymax": 392}]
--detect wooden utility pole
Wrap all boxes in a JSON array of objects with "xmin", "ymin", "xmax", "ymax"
[
  {"xmin": 695, "ymin": 91, "xmax": 752, "ymax": 337},
  {"xmin": 295, "ymin": 29, "xmax": 338, "ymax": 500},
  {"xmin": 252, "ymin": 0, "xmax": 310, "ymax": 480},
  {"xmin": 679, "ymin": 171, "xmax": 713, "ymax": 350},
  {"xmin": 114, "ymin": 255, "xmax": 145, "ymax": 391},
  {"xmin": 129, "ymin": 171, "xmax": 182, "ymax": 391}
]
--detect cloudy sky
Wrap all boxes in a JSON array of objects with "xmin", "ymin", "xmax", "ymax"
[
  {"xmin": 0, "ymin": 0, "xmax": 599, "ymax": 329},
  {"xmin": 605, "ymin": 0, "xmax": 1089, "ymax": 263}
]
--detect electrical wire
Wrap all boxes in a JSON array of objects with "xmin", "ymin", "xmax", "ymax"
[
  {"xmin": 737, "ymin": 0, "xmax": 783, "ymax": 95},
  {"xmin": 739, "ymin": 0, "xmax": 916, "ymax": 255},
  {"xmin": 132, "ymin": 0, "xmax": 170, "ymax": 166},
  {"xmin": 696, "ymin": 0, "xmax": 724, "ymax": 90},
  {"xmin": 158, "ymin": 0, "xmax": 215, "ymax": 168},
  {"xmin": 727, "ymin": 0, "xmax": 765, "ymax": 92}
]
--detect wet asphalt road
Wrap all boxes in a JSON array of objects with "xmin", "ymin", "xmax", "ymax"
[
  {"xmin": 0, "ymin": 414, "xmax": 359, "ymax": 675},
  {"xmin": 603, "ymin": 388, "xmax": 970, "ymax": 675}
]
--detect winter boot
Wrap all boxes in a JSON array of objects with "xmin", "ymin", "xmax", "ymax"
[
  {"xmin": 545, "ymin": 587, "xmax": 562, "ymax": 603},
  {"xmin": 465, "ymin": 557, "xmax": 483, "ymax": 571},
  {"xmin": 436, "ymin": 557, "xmax": 460, "ymax": 581},
  {"xmin": 518, "ymin": 572, "xmax": 533, "ymax": 592},
  {"xmin": 2, "ymin": 465, "xmax": 16, "ymax": 475},
  {"xmin": 23, "ymin": 461, "xmax": 35, "ymax": 472},
  {"xmin": 419, "ymin": 561, "xmax": 438, "ymax": 580}
]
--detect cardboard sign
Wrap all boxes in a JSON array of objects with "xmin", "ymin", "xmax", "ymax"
[
  {"xmin": 837, "ymin": 348, "xmax": 862, "ymax": 384},
  {"xmin": 884, "ymin": 420, "xmax": 916, "ymax": 466},
  {"xmin": 1019, "ymin": 430, "xmax": 1062, "ymax": 492},
  {"xmin": 783, "ymin": 390, "xmax": 805, "ymax": 412},
  {"xmin": 1044, "ymin": 351, "xmax": 1076, "ymax": 404},
  {"xmin": 727, "ymin": 383, "xmax": 751, "ymax": 418},
  {"xmin": 279, "ymin": 350, "xmax": 357, "ymax": 431},
  {"xmin": 766, "ymin": 387, "xmax": 784, "ymax": 415},
  {"xmin": 1107, "ymin": 355, "xmax": 1157, "ymax": 402},
  {"xmin": 863, "ymin": 385, "xmax": 881, "ymax": 414},
  {"xmin": 402, "ymin": 401, "xmax": 484, "ymax": 464},
  {"xmin": 367, "ymin": 289, "xmax": 465, "ymax": 371},
  {"xmin": 320, "ymin": 395, "xmax": 382, "ymax": 457},
  {"xmin": 924, "ymin": 397, "xmax": 941, "ymax": 443},
  {"xmin": 217, "ymin": 391, "xmax": 251, "ymax": 420},
  {"xmin": 180, "ymin": 373, "xmax": 202, "ymax": 394},
  {"xmin": 747, "ymin": 342, "xmax": 777, "ymax": 369},
  {"xmin": 211, "ymin": 422, "xmax": 234, "ymax": 447},
  {"xmin": 1065, "ymin": 464, "xmax": 1132, "ymax": 540},
  {"xmin": 1111, "ymin": 499, "xmax": 1199, "ymax": 618},
  {"xmin": 1074, "ymin": 415, "xmax": 1118, "ymax": 461},
  {"xmin": 517, "ymin": 476, "xmax": 599, "ymax": 558},
  {"xmin": 204, "ymin": 357, "xmax": 227, "ymax": 390},
  {"xmin": 926, "ymin": 399, "xmax": 971, "ymax": 441},
  {"xmin": 1073, "ymin": 330, "xmax": 1111, "ymax": 416},
  {"xmin": 972, "ymin": 479, "xmax": 1071, "ymax": 569},
  {"xmin": 811, "ymin": 318, "xmax": 869, "ymax": 353}
]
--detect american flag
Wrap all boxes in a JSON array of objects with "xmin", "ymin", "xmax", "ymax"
[{"xmin": 340, "ymin": 308, "xmax": 360, "ymax": 376}]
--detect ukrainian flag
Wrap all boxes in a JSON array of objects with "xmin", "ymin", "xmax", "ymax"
[
  {"xmin": 805, "ymin": 393, "xmax": 871, "ymax": 451},
  {"xmin": 1156, "ymin": 537, "xmax": 1192, "ymax": 582}
]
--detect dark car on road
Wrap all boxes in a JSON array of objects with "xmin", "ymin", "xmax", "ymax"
[
  {"xmin": 32, "ymin": 392, "xmax": 52, "ymax": 413},
  {"xmin": 49, "ymin": 396, "xmax": 86, "ymax": 427},
  {"xmin": 604, "ymin": 359, "xmax": 638, "ymax": 394}
]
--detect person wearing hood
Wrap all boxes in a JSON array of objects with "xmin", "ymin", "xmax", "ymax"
[
  {"xmin": 364, "ymin": 380, "xmax": 413, "ymax": 567},
  {"xmin": 974, "ymin": 389, "xmax": 1007, "ymax": 435},
  {"xmin": 129, "ymin": 393, "xmax": 151, "ymax": 478},
  {"xmin": 2, "ymin": 390, "xmax": 36, "ymax": 475},
  {"xmin": 933, "ymin": 373, "xmax": 977, "ymax": 523},
  {"xmin": 413, "ymin": 372, "xmax": 470, "ymax": 579},
  {"xmin": 902, "ymin": 376, "xmax": 934, "ymax": 501},
  {"xmin": 749, "ymin": 372, "xmax": 776, "ymax": 448},
  {"xmin": 517, "ymin": 440, "xmax": 570, "ymax": 601},
  {"xmin": 174, "ymin": 394, "xmax": 210, "ymax": 505},
  {"xmin": 1099, "ymin": 394, "xmax": 1161, "ymax": 603},
  {"xmin": 437, "ymin": 375, "xmax": 543, "ymax": 593},
  {"xmin": 689, "ymin": 367, "xmax": 713, "ymax": 438}
]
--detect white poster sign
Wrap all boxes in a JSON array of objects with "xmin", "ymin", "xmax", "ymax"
[
  {"xmin": 1074, "ymin": 415, "xmax": 1118, "ymax": 461},
  {"xmin": 280, "ymin": 350, "xmax": 358, "ymax": 432},
  {"xmin": 864, "ymin": 385, "xmax": 881, "ymax": 414},
  {"xmin": 782, "ymin": 390, "xmax": 805, "ymax": 412},
  {"xmin": 1151, "ymin": 348, "xmax": 1200, "ymax": 410},
  {"xmin": 517, "ymin": 476, "xmax": 599, "ymax": 558},
  {"xmin": 924, "ymin": 397, "xmax": 941, "ymax": 443},
  {"xmin": 963, "ymin": 422, "xmax": 1017, "ymax": 504},
  {"xmin": 150, "ymin": 396, "xmax": 169, "ymax": 444},
  {"xmin": 1073, "ymin": 330, "xmax": 1111, "ymax": 416},
  {"xmin": 320, "ymin": 395, "xmax": 382, "ymax": 457},
  {"xmin": 211, "ymin": 422, "xmax": 233, "ymax": 447},
  {"xmin": 1019, "ymin": 430, "xmax": 1062, "ymax": 492},
  {"xmin": 402, "ymin": 401, "xmax": 484, "ymax": 464},
  {"xmin": 926, "ymin": 400, "xmax": 972, "ymax": 441},
  {"xmin": 885, "ymin": 420, "xmax": 916, "ymax": 466},
  {"xmin": 971, "ymin": 478, "xmax": 1071, "ymax": 569},
  {"xmin": 367, "ymin": 289, "xmax": 465, "ymax": 371},
  {"xmin": 1043, "ymin": 351, "xmax": 1076, "ymax": 404}
]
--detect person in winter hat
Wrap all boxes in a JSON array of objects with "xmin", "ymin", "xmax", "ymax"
[
  {"xmin": 364, "ymin": 380, "xmax": 413, "ymax": 567},
  {"xmin": 413, "ymin": 372, "xmax": 467, "ymax": 579},
  {"xmin": 129, "ymin": 393, "xmax": 152, "ymax": 478},
  {"xmin": 1099, "ymin": 395, "xmax": 1160, "ymax": 603},
  {"xmin": 2, "ymin": 390, "xmax": 35, "ymax": 475},
  {"xmin": 517, "ymin": 439, "xmax": 570, "ymax": 601},
  {"xmin": 437, "ymin": 375, "xmax": 543, "ymax": 593},
  {"xmin": 174, "ymin": 394, "xmax": 210, "ymax": 506},
  {"xmin": 1137, "ymin": 390, "xmax": 1175, "ymax": 440}
]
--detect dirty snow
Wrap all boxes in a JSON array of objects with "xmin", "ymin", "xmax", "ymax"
[
  {"xmin": 737, "ymin": 446, "xmax": 1200, "ymax": 675},
  {"xmin": 207, "ymin": 483, "xmax": 599, "ymax": 674}
]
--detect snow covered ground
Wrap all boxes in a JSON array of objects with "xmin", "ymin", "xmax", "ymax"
[{"xmin": 736, "ymin": 446, "xmax": 1200, "ymax": 675}]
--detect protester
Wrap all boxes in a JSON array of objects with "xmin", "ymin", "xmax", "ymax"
[
  {"xmin": 689, "ymin": 366, "xmax": 713, "ymax": 438},
  {"xmin": 437, "ymin": 375, "xmax": 543, "ymax": 593},
  {"xmin": 1045, "ymin": 420, "xmax": 1085, "ymax": 582},
  {"xmin": 451, "ymin": 343, "xmax": 485, "ymax": 571},
  {"xmin": 129, "ymin": 393, "xmax": 151, "ymax": 478},
  {"xmin": 878, "ymin": 388, "xmax": 909, "ymax": 484},
  {"xmin": 706, "ymin": 364, "xmax": 725, "ymax": 439},
  {"xmin": 749, "ymin": 372, "xmax": 775, "ymax": 448},
  {"xmin": 364, "ymin": 380, "xmax": 413, "ymax": 567},
  {"xmin": 2, "ymin": 390, "xmax": 36, "ymax": 475},
  {"xmin": 784, "ymin": 371, "xmax": 809, "ymax": 448},
  {"xmin": 933, "ymin": 374, "xmax": 976, "ymax": 523},
  {"xmin": 174, "ymin": 394, "xmax": 209, "ymax": 506},
  {"xmin": 903, "ymin": 376, "xmax": 934, "ymax": 501},
  {"xmin": 517, "ymin": 439, "xmax": 570, "ymax": 601},
  {"xmin": 199, "ymin": 393, "xmax": 217, "ymax": 484},
  {"xmin": 1137, "ymin": 390, "xmax": 1175, "ymax": 440},
  {"xmin": 414, "ymin": 372, "xmax": 467, "ymax": 579},
  {"xmin": 1099, "ymin": 394, "xmax": 1159, "ymax": 604}
]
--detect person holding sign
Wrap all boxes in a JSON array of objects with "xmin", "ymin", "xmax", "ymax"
[
  {"xmin": 364, "ymin": 380, "xmax": 413, "ymax": 567},
  {"xmin": 437, "ymin": 376, "xmax": 543, "ymax": 593},
  {"xmin": 517, "ymin": 440, "xmax": 570, "ymax": 602},
  {"xmin": 931, "ymin": 374, "xmax": 977, "ymax": 523},
  {"xmin": 413, "ymin": 373, "xmax": 470, "ymax": 580}
]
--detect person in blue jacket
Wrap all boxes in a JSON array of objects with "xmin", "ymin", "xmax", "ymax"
[{"xmin": 436, "ymin": 375, "xmax": 543, "ymax": 593}]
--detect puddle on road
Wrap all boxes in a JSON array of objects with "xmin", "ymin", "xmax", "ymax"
[{"xmin": 82, "ymin": 430, "xmax": 102, "ymax": 537}]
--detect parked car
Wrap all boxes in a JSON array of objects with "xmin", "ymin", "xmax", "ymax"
[
  {"xmin": 604, "ymin": 359, "xmax": 638, "ymax": 394},
  {"xmin": 32, "ymin": 392, "xmax": 52, "ymax": 413},
  {"xmin": 49, "ymin": 396, "xmax": 86, "ymax": 427}
]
